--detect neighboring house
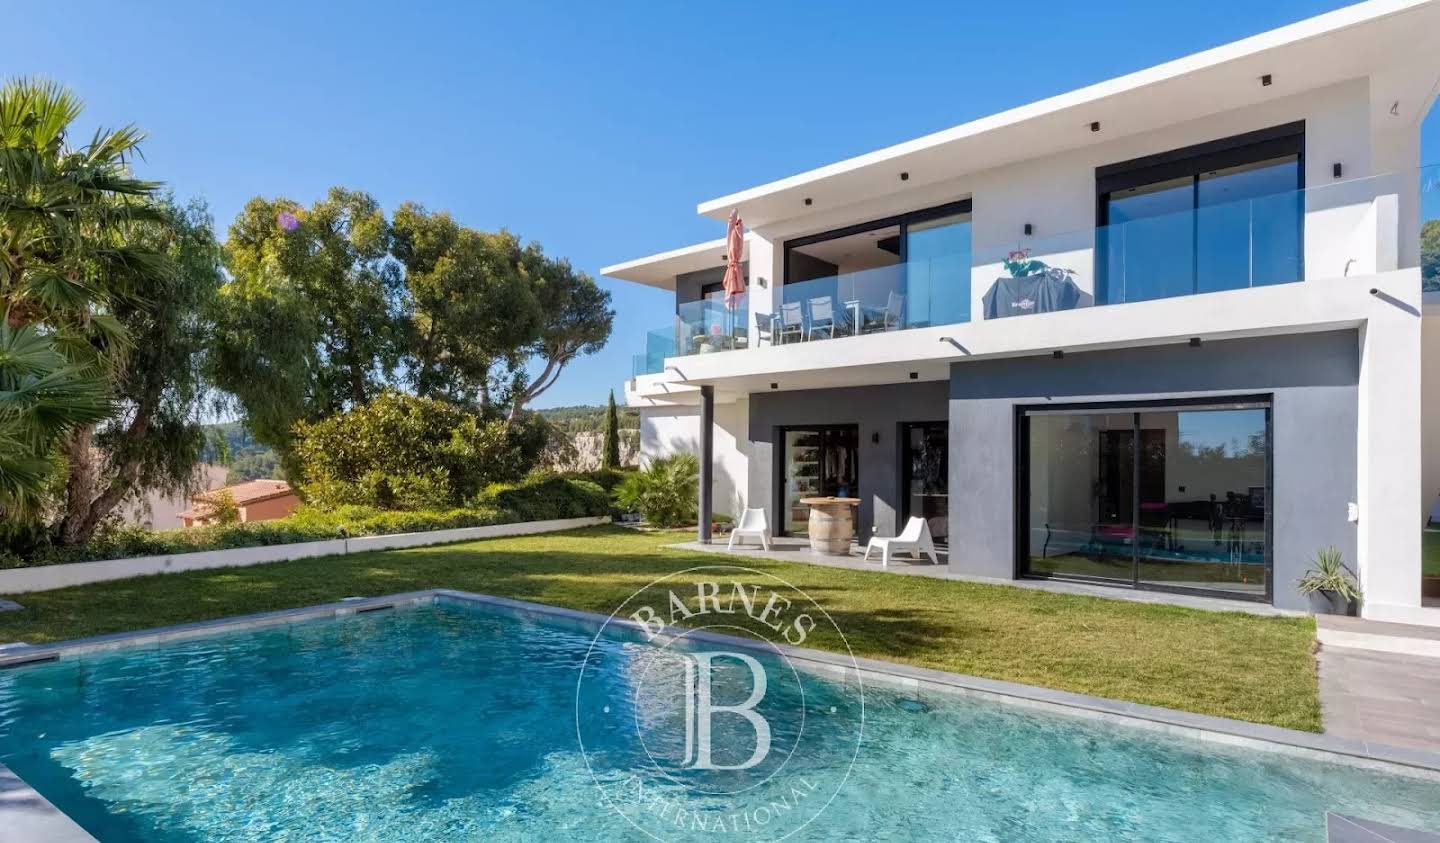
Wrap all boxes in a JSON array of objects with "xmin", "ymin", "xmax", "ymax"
[
  {"xmin": 118, "ymin": 464, "xmax": 231, "ymax": 529},
  {"xmin": 604, "ymin": 0, "xmax": 1440, "ymax": 623},
  {"xmin": 180, "ymin": 480, "xmax": 300, "ymax": 528}
]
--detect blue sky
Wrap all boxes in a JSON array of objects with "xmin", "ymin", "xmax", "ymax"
[{"xmin": 8, "ymin": 1, "xmax": 1436, "ymax": 408}]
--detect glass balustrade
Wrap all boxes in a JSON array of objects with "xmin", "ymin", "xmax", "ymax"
[{"xmin": 632, "ymin": 167, "xmax": 1427, "ymax": 369}]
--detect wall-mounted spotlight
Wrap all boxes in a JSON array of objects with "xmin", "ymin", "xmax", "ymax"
[
  {"xmin": 803, "ymin": 198, "xmax": 813, "ymax": 206},
  {"xmin": 871, "ymin": 431, "xmax": 881, "ymax": 444},
  {"xmin": 1089, "ymin": 121, "xmax": 1100, "ymax": 133},
  {"xmin": 900, "ymin": 171, "xmax": 910, "ymax": 181},
  {"xmin": 1052, "ymin": 350, "xmax": 1065, "ymax": 360},
  {"xmin": 908, "ymin": 371, "xmax": 918, "ymax": 380},
  {"xmin": 1261, "ymin": 74, "xmax": 1272, "ymax": 87},
  {"xmin": 757, "ymin": 276, "xmax": 767, "ymax": 288},
  {"xmin": 1189, "ymin": 337, "xmax": 1202, "ymax": 348},
  {"xmin": 770, "ymin": 382, "xmax": 779, "ymax": 390},
  {"xmin": 1023, "ymin": 223, "xmax": 1033, "ymax": 236},
  {"xmin": 1333, "ymin": 163, "xmax": 1343, "ymax": 179}
]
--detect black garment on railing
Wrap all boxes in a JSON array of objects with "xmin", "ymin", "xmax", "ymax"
[{"xmin": 981, "ymin": 270, "xmax": 1091, "ymax": 319}]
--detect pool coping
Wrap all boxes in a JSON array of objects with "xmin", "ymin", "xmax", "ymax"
[{"xmin": 2, "ymin": 588, "xmax": 1440, "ymax": 838}]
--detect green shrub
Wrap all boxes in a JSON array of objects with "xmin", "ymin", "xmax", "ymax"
[
  {"xmin": 614, "ymin": 454, "xmax": 698, "ymax": 528},
  {"xmin": 479, "ymin": 477, "xmax": 609, "ymax": 522},
  {"xmin": 0, "ymin": 471, "xmax": 610, "ymax": 569},
  {"xmin": 291, "ymin": 391, "xmax": 548, "ymax": 510}
]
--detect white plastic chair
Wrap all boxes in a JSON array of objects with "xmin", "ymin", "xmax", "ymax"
[
  {"xmin": 863, "ymin": 517, "xmax": 940, "ymax": 567},
  {"xmin": 728, "ymin": 508, "xmax": 771, "ymax": 551}
]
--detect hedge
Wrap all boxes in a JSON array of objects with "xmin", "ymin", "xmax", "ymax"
[{"xmin": 0, "ymin": 476, "xmax": 610, "ymax": 570}]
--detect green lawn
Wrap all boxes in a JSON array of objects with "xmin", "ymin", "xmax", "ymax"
[
  {"xmin": 1425, "ymin": 529, "xmax": 1440, "ymax": 577},
  {"xmin": 0, "ymin": 526, "xmax": 1320, "ymax": 731}
]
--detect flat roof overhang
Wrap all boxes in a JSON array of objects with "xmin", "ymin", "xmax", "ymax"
[
  {"xmin": 697, "ymin": 0, "xmax": 1440, "ymax": 230},
  {"xmin": 601, "ymin": 235, "xmax": 751, "ymax": 290}
]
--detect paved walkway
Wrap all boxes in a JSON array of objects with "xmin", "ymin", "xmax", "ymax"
[{"xmin": 1319, "ymin": 637, "xmax": 1440, "ymax": 755}]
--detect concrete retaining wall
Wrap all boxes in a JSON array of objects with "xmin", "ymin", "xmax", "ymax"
[{"xmin": 0, "ymin": 516, "xmax": 609, "ymax": 595}]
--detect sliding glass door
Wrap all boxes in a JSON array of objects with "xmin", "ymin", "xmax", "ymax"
[
  {"xmin": 781, "ymin": 426, "xmax": 859, "ymax": 535},
  {"xmin": 1020, "ymin": 400, "xmax": 1271, "ymax": 600},
  {"xmin": 901, "ymin": 422, "xmax": 948, "ymax": 545}
]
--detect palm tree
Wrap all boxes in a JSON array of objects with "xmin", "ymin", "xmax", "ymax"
[{"xmin": 0, "ymin": 77, "xmax": 167, "ymax": 532}]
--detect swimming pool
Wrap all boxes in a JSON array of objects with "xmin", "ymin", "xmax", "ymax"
[{"xmin": 1, "ymin": 596, "xmax": 1437, "ymax": 841}]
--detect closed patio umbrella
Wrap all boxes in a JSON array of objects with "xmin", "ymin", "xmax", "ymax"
[{"xmin": 721, "ymin": 209, "xmax": 746, "ymax": 346}]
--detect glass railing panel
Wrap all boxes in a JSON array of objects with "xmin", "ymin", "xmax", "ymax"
[
  {"xmin": 675, "ymin": 294, "xmax": 748, "ymax": 355},
  {"xmin": 770, "ymin": 257, "xmax": 970, "ymax": 344},
  {"xmin": 632, "ymin": 168, "xmax": 1419, "ymax": 367}
]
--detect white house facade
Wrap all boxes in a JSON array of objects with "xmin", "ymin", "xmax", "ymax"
[{"xmin": 603, "ymin": 0, "xmax": 1440, "ymax": 623}]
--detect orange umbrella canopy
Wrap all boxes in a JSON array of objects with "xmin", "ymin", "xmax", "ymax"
[{"xmin": 722, "ymin": 209, "xmax": 745, "ymax": 307}]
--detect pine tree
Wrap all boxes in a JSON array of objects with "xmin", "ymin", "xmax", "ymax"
[{"xmin": 602, "ymin": 390, "xmax": 621, "ymax": 469}]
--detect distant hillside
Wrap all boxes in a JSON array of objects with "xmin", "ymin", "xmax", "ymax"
[
  {"xmin": 202, "ymin": 422, "xmax": 283, "ymax": 482},
  {"xmin": 538, "ymin": 404, "xmax": 639, "ymax": 435}
]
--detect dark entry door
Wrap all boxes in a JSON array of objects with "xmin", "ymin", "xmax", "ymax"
[
  {"xmin": 901, "ymin": 422, "xmax": 948, "ymax": 545},
  {"xmin": 781, "ymin": 426, "xmax": 859, "ymax": 535}
]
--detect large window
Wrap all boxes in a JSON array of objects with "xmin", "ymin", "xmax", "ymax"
[
  {"xmin": 1096, "ymin": 124, "xmax": 1304, "ymax": 305},
  {"xmin": 1019, "ymin": 399, "xmax": 1271, "ymax": 601},
  {"xmin": 779, "ymin": 426, "xmax": 859, "ymax": 535},
  {"xmin": 780, "ymin": 201, "xmax": 972, "ymax": 340}
]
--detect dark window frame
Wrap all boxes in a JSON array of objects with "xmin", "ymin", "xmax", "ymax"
[
  {"xmin": 1094, "ymin": 122, "xmax": 1306, "ymax": 304},
  {"xmin": 899, "ymin": 420, "xmax": 949, "ymax": 548},
  {"xmin": 783, "ymin": 199, "xmax": 973, "ymax": 284},
  {"xmin": 1013, "ymin": 395, "xmax": 1275, "ymax": 604},
  {"xmin": 773, "ymin": 423, "xmax": 861, "ymax": 538}
]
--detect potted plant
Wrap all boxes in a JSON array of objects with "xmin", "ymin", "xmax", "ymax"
[{"xmin": 1297, "ymin": 546, "xmax": 1361, "ymax": 616}]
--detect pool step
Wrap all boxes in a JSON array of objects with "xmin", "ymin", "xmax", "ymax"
[
  {"xmin": 1317, "ymin": 616, "xmax": 1440, "ymax": 659},
  {"xmin": 1327, "ymin": 812, "xmax": 1440, "ymax": 841}
]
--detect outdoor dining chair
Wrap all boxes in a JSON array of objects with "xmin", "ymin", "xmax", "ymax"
[
  {"xmin": 863, "ymin": 291, "xmax": 906, "ymax": 333},
  {"xmin": 808, "ymin": 296, "xmax": 837, "ymax": 340},
  {"xmin": 777, "ymin": 301, "xmax": 804, "ymax": 345}
]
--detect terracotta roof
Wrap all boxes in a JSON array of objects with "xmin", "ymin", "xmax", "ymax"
[{"xmin": 192, "ymin": 480, "xmax": 295, "ymax": 507}]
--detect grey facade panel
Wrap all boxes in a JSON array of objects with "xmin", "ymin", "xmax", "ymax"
[
  {"xmin": 948, "ymin": 330, "xmax": 1360, "ymax": 610},
  {"xmin": 749, "ymin": 381, "xmax": 949, "ymax": 542}
]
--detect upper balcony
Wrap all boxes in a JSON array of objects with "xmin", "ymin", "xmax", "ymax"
[{"xmin": 628, "ymin": 164, "xmax": 1436, "ymax": 385}]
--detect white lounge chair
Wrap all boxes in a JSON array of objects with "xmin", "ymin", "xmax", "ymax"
[
  {"xmin": 728, "ymin": 508, "xmax": 771, "ymax": 551},
  {"xmin": 864, "ymin": 517, "xmax": 940, "ymax": 567}
]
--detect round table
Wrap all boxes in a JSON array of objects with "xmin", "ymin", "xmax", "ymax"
[{"xmin": 799, "ymin": 497, "xmax": 861, "ymax": 555}]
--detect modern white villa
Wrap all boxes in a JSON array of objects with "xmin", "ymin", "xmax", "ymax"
[{"xmin": 604, "ymin": 0, "xmax": 1440, "ymax": 622}]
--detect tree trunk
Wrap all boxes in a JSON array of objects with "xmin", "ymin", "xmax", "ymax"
[{"xmin": 56, "ymin": 426, "xmax": 97, "ymax": 545}]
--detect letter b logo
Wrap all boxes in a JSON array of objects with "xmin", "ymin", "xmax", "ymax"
[{"xmin": 680, "ymin": 652, "xmax": 771, "ymax": 771}]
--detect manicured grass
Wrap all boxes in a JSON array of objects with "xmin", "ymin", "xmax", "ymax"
[
  {"xmin": 1425, "ymin": 529, "xmax": 1440, "ymax": 578},
  {"xmin": 0, "ymin": 526, "xmax": 1320, "ymax": 731}
]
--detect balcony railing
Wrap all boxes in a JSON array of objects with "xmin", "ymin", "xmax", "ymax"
[
  {"xmin": 633, "ymin": 294, "xmax": 749, "ymax": 376},
  {"xmin": 631, "ymin": 166, "xmax": 1433, "ymax": 374}
]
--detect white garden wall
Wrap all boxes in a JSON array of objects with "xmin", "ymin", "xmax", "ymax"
[{"xmin": 0, "ymin": 516, "xmax": 609, "ymax": 595}]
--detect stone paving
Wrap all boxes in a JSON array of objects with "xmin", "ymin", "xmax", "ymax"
[{"xmin": 1319, "ymin": 644, "xmax": 1440, "ymax": 755}]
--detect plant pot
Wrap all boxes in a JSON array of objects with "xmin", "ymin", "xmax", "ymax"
[{"xmin": 1308, "ymin": 590, "xmax": 1358, "ymax": 617}]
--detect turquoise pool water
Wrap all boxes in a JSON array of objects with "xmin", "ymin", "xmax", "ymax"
[{"xmin": 1, "ymin": 602, "xmax": 1438, "ymax": 841}]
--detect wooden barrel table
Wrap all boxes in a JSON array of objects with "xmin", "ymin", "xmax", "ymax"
[{"xmin": 799, "ymin": 497, "xmax": 861, "ymax": 555}]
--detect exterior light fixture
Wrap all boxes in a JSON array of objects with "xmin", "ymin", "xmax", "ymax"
[
  {"xmin": 1261, "ymin": 74, "xmax": 1272, "ymax": 86},
  {"xmin": 770, "ymin": 382, "xmax": 779, "ymax": 389},
  {"xmin": 1090, "ymin": 121, "xmax": 1100, "ymax": 133},
  {"xmin": 909, "ymin": 371, "xmax": 918, "ymax": 380},
  {"xmin": 1189, "ymin": 337, "xmax": 1202, "ymax": 348},
  {"xmin": 1052, "ymin": 350, "xmax": 1065, "ymax": 360},
  {"xmin": 1333, "ymin": 163, "xmax": 1343, "ymax": 178},
  {"xmin": 1023, "ymin": 223, "xmax": 1033, "ymax": 236},
  {"xmin": 900, "ymin": 171, "xmax": 910, "ymax": 181},
  {"xmin": 871, "ymin": 431, "xmax": 881, "ymax": 444},
  {"xmin": 804, "ymin": 197, "xmax": 813, "ymax": 206}
]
